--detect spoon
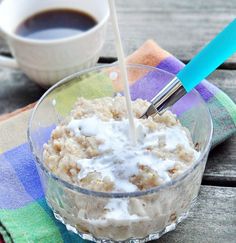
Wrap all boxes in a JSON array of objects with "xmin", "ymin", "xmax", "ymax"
[{"xmin": 141, "ymin": 19, "xmax": 236, "ymax": 118}]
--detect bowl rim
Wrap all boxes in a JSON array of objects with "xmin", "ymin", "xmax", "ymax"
[{"xmin": 28, "ymin": 63, "xmax": 213, "ymax": 198}]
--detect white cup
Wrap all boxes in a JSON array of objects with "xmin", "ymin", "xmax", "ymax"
[{"xmin": 0, "ymin": 0, "xmax": 109, "ymax": 87}]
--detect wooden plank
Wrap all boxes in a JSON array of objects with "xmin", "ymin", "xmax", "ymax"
[
  {"xmin": 0, "ymin": 68, "xmax": 44, "ymax": 114},
  {"xmin": 157, "ymin": 185, "xmax": 236, "ymax": 243},
  {"xmin": 100, "ymin": 0, "xmax": 236, "ymax": 63},
  {"xmin": 204, "ymin": 136, "xmax": 236, "ymax": 185}
]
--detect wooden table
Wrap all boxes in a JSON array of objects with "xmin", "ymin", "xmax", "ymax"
[{"xmin": 0, "ymin": 0, "xmax": 235, "ymax": 242}]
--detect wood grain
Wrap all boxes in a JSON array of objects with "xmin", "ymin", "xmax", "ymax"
[
  {"xmin": 157, "ymin": 185, "xmax": 236, "ymax": 243},
  {"xmin": 100, "ymin": 0, "xmax": 236, "ymax": 63},
  {"xmin": 204, "ymin": 136, "xmax": 236, "ymax": 185},
  {"xmin": 0, "ymin": 68, "xmax": 44, "ymax": 114}
]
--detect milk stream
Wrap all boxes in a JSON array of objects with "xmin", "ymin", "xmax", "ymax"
[{"xmin": 108, "ymin": 0, "xmax": 137, "ymax": 145}]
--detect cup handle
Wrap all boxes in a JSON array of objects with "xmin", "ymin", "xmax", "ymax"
[
  {"xmin": 0, "ymin": 55, "xmax": 19, "ymax": 69},
  {"xmin": 0, "ymin": 28, "xmax": 19, "ymax": 69}
]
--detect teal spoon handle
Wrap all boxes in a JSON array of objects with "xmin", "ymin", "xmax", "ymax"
[
  {"xmin": 143, "ymin": 19, "xmax": 236, "ymax": 117},
  {"xmin": 177, "ymin": 19, "xmax": 236, "ymax": 92}
]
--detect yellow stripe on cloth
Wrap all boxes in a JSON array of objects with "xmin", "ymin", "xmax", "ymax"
[{"xmin": 0, "ymin": 110, "xmax": 32, "ymax": 154}]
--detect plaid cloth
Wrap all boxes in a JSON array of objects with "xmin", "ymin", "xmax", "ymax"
[{"xmin": 0, "ymin": 40, "xmax": 235, "ymax": 242}]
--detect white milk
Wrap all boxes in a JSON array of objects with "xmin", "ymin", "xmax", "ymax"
[
  {"xmin": 67, "ymin": 116, "xmax": 200, "ymax": 192},
  {"xmin": 108, "ymin": 0, "xmax": 137, "ymax": 144}
]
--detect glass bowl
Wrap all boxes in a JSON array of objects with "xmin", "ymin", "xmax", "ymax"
[{"xmin": 28, "ymin": 64, "xmax": 213, "ymax": 242}]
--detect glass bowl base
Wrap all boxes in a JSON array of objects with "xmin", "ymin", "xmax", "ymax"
[{"xmin": 52, "ymin": 209, "xmax": 190, "ymax": 243}]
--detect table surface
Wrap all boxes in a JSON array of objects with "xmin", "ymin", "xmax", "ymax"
[{"xmin": 0, "ymin": 0, "xmax": 235, "ymax": 242}]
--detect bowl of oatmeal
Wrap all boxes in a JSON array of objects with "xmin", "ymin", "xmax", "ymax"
[{"xmin": 28, "ymin": 64, "xmax": 213, "ymax": 242}]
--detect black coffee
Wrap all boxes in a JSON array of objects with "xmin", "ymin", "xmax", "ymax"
[{"xmin": 15, "ymin": 9, "xmax": 97, "ymax": 40}]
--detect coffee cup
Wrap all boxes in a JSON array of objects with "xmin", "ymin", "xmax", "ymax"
[{"xmin": 0, "ymin": 0, "xmax": 110, "ymax": 87}]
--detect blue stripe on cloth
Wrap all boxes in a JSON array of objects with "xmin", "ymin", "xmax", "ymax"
[
  {"xmin": 0, "ymin": 151, "xmax": 35, "ymax": 209},
  {"xmin": 3, "ymin": 143, "xmax": 44, "ymax": 202},
  {"xmin": 0, "ymin": 139, "xmax": 89, "ymax": 241}
]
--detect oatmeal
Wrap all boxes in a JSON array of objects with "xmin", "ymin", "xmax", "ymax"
[
  {"xmin": 42, "ymin": 96, "xmax": 204, "ymax": 241},
  {"xmin": 43, "ymin": 96, "xmax": 199, "ymax": 193}
]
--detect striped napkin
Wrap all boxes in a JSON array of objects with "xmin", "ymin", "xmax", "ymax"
[{"xmin": 0, "ymin": 40, "xmax": 235, "ymax": 243}]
